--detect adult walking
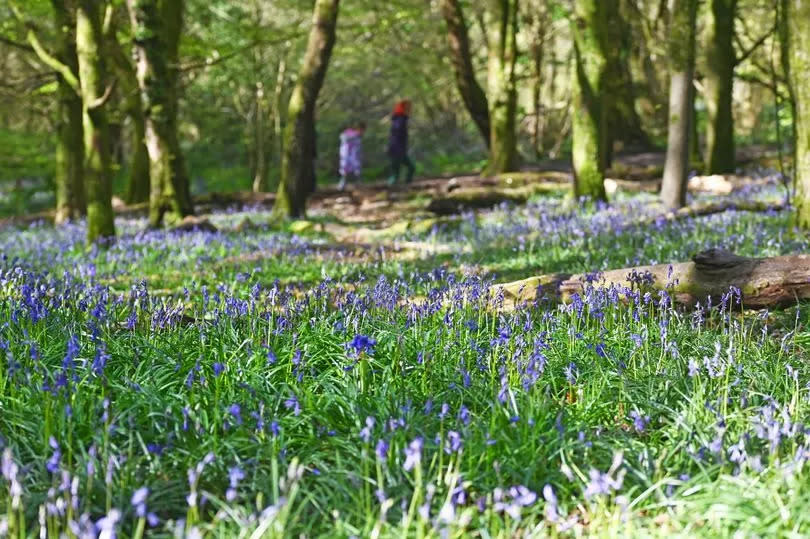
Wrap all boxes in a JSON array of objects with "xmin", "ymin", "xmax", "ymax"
[{"xmin": 387, "ymin": 100, "xmax": 415, "ymax": 185}]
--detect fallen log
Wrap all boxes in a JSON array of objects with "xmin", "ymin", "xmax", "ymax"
[
  {"xmin": 636, "ymin": 200, "xmax": 786, "ymax": 227},
  {"xmin": 492, "ymin": 249, "xmax": 810, "ymax": 310}
]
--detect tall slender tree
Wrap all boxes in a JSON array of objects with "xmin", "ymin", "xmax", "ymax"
[
  {"xmin": 75, "ymin": 0, "xmax": 115, "ymax": 241},
  {"xmin": 127, "ymin": 0, "xmax": 194, "ymax": 228},
  {"xmin": 604, "ymin": 2, "xmax": 649, "ymax": 166},
  {"xmin": 272, "ymin": 0, "xmax": 339, "ymax": 219},
  {"xmin": 571, "ymin": 0, "xmax": 609, "ymax": 201},
  {"xmin": 105, "ymin": 16, "xmax": 149, "ymax": 204},
  {"xmin": 28, "ymin": 0, "xmax": 86, "ymax": 224},
  {"xmin": 439, "ymin": 0, "xmax": 490, "ymax": 148},
  {"xmin": 787, "ymin": 0, "xmax": 810, "ymax": 227},
  {"xmin": 483, "ymin": 0, "xmax": 519, "ymax": 174},
  {"xmin": 661, "ymin": 0, "xmax": 698, "ymax": 209},
  {"xmin": 704, "ymin": 0, "xmax": 737, "ymax": 174}
]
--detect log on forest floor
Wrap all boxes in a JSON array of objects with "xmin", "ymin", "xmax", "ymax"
[{"xmin": 492, "ymin": 248, "xmax": 810, "ymax": 310}]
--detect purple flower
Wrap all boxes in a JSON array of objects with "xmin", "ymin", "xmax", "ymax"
[
  {"xmin": 226, "ymin": 466, "xmax": 245, "ymax": 502},
  {"xmin": 284, "ymin": 395, "xmax": 301, "ymax": 416},
  {"xmin": 375, "ymin": 439, "xmax": 389, "ymax": 461},
  {"xmin": 458, "ymin": 405, "xmax": 470, "ymax": 426},
  {"xmin": 445, "ymin": 431, "xmax": 463, "ymax": 454},
  {"xmin": 95, "ymin": 509, "xmax": 121, "ymax": 539},
  {"xmin": 564, "ymin": 362, "xmax": 578, "ymax": 385},
  {"xmin": 584, "ymin": 452, "xmax": 625, "ymax": 499},
  {"xmin": 46, "ymin": 437, "xmax": 61, "ymax": 474},
  {"xmin": 543, "ymin": 484, "xmax": 560, "ymax": 522},
  {"xmin": 629, "ymin": 410, "xmax": 650, "ymax": 433},
  {"xmin": 359, "ymin": 416, "xmax": 375, "ymax": 443},
  {"xmin": 228, "ymin": 404, "xmax": 243, "ymax": 425},
  {"xmin": 347, "ymin": 334, "xmax": 376, "ymax": 356},
  {"xmin": 131, "ymin": 487, "xmax": 149, "ymax": 507},
  {"xmin": 403, "ymin": 437, "xmax": 423, "ymax": 471},
  {"xmin": 212, "ymin": 362, "xmax": 224, "ymax": 377}
]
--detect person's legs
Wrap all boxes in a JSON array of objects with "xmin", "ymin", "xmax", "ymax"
[
  {"xmin": 388, "ymin": 156, "xmax": 402, "ymax": 185},
  {"xmin": 403, "ymin": 155, "xmax": 415, "ymax": 183}
]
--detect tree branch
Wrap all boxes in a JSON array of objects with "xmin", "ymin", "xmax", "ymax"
[
  {"xmin": 734, "ymin": 23, "xmax": 775, "ymax": 66},
  {"xmin": 178, "ymin": 32, "xmax": 306, "ymax": 73},
  {"xmin": 26, "ymin": 29, "xmax": 79, "ymax": 92},
  {"xmin": 87, "ymin": 79, "xmax": 117, "ymax": 109},
  {"xmin": 0, "ymin": 34, "xmax": 34, "ymax": 53}
]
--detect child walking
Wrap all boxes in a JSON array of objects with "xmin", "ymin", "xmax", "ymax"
[{"xmin": 338, "ymin": 121, "xmax": 365, "ymax": 191}]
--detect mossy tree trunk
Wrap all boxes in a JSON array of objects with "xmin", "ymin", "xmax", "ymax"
[
  {"xmin": 128, "ymin": 0, "xmax": 194, "ymax": 227},
  {"xmin": 105, "ymin": 18, "xmax": 150, "ymax": 204},
  {"xmin": 76, "ymin": 0, "xmax": 115, "ymax": 242},
  {"xmin": 273, "ymin": 0, "xmax": 339, "ymax": 219},
  {"xmin": 483, "ymin": 0, "xmax": 518, "ymax": 174},
  {"xmin": 48, "ymin": 0, "xmax": 85, "ymax": 224},
  {"xmin": 604, "ymin": 3, "xmax": 649, "ymax": 166},
  {"xmin": 571, "ymin": 0, "xmax": 609, "ymax": 201},
  {"xmin": 788, "ymin": 0, "xmax": 810, "ymax": 228},
  {"xmin": 439, "ymin": 0, "xmax": 491, "ymax": 148},
  {"xmin": 704, "ymin": 0, "xmax": 737, "ymax": 174},
  {"xmin": 661, "ymin": 0, "xmax": 698, "ymax": 209}
]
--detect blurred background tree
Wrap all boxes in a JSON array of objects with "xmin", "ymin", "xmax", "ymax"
[{"xmin": 0, "ymin": 0, "xmax": 799, "ymax": 224}]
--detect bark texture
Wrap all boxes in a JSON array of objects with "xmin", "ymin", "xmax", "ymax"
[
  {"xmin": 439, "ymin": 0, "xmax": 491, "ymax": 147},
  {"xmin": 788, "ymin": 0, "xmax": 810, "ymax": 227},
  {"xmin": 704, "ymin": 0, "xmax": 737, "ymax": 174},
  {"xmin": 106, "ymin": 19, "xmax": 150, "ymax": 204},
  {"xmin": 128, "ymin": 0, "xmax": 194, "ymax": 227},
  {"xmin": 661, "ymin": 0, "xmax": 698, "ymax": 208},
  {"xmin": 51, "ymin": 0, "xmax": 86, "ymax": 224},
  {"xmin": 493, "ymin": 249, "xmax": 810, "ymax": 310},
  {"xmin": 76, "ymin": 0, "xmax": 115, "ymax": 242},
  {"xmin": 273, "ymin": 0, "xmax": 339, "ymax": 219},
  {"xmin": 483, "ymin": 0, "xmax": 519, "ymax": 174},
  {"xmin": 571, "ymin": 0, "xmax": 609, "ymax": 201},
  {"xmin": 604, "ymin": 4, "xmax": 649, "ymax": 164}
]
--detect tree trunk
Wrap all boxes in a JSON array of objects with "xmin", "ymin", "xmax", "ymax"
[
  {"xmin": 528, "ymin": 2, "xmax": 547, "ymax": 158},
  {"xmin": 76, "ymin": 0, "xmax": 115, "ymax": 242},
  {"xmin": 439, "ymin": 0, "xmax": 491, "ymax": 148},
  {"xmin": 105, "ymin": 18, "xmax": 150, "ymax": 204},
  {"xmin": 483, "ymin": 0, "xmax": 519, "ymax": 174},
  {"xmin": 604, "ymin": 3, "xmax": 649, "ymax": 165},
  {"xmin": 788, "ymin": 0, "xmax": 810, "ymax": 227},
  {"xmin": 493, "ymin": 249, "xmax": 810, "ymax": 310},
  {"xmin": 661, "ymin": 0, "xmax": 698, "ymax": 209},
  {"xmin": 50, "ymin": 0, "xmax": 85, "ymax": 224},
  {"xmin": 571, "ymin": 0, "xmax": 609, "ymax": 201},
  {"xmin": 273, "ymin": 0, "xmax": 339, "ymax": 219},
  {"xmin": 704, "ymin": 0, "xmax": 737, "ymax": 174},
  {"xmin": 128, "ymin": 0, "xmax": 194, "ymax": 227},
  {"xmin": 252, "ymin": 82, "xmax": 268, "ymax": 193},
  {"xmin": 125, "ymin": 98, "xmax": 150, "ymax": 204},
  {"xmin": 273, "ymin": 53, "xmax": 287, "ymax": 181}
]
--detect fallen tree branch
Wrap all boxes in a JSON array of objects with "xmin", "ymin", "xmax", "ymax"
[
  {"xmin": 635, "ymin": 200, "xmax": 786, "ymax": 228},
  {"xmin": 492, "ymin": 248, "xmax": 810, "ymax": 310}
]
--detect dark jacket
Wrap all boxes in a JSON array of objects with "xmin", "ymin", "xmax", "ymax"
[{"xmin": 387, "ymin": 114, "xmax": 409, "ymax": 158}]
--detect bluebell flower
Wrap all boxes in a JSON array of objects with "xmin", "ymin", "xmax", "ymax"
[
  {"xmin": 347, "ymin": 334, "xmax": 376, "ymax": 356},
  {"xmin": 403, "ymin": 437, "xmax": 423, "ymax": 471},
  {"xmin": 445, "ymin": 431, "xmax": 463, "ymax": 454},
  {"xmin": 375, "ymin": 439, "xmax": 389, "ymax": 461}
]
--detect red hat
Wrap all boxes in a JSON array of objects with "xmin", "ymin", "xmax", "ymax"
[{"xmin": 393, "ymin": 100, "xmax": 411, "ymax": 116}]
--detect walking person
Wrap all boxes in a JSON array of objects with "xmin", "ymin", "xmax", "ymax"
[
  {"xmin": 387, "ymin": 100, "xmax": 415, "ymax": 185},
  {"xmin": 338, "ymin": 121, "xmax": 365, "ymax": 190}
]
